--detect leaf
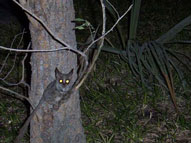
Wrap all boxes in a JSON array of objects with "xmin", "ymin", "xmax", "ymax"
[
  {"xmin": 74, "ymin": 18, "xmax": 85, "ymax": 22},
  {"xmin": 75, "ymin": 26, "xmax": 85, "ymax": 30}
]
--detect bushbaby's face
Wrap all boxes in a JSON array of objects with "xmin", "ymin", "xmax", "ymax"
[{"xmin": 55, "ymin": 68, "xmax": 74, "ymax": 93}]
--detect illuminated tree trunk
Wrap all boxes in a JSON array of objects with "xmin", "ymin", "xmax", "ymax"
[{"xmin": 28, "ymin": 0, "xmax": 86, "ymax": 142}]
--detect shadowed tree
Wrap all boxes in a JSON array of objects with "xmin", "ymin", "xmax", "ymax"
[{"xmin": 17, "ymin": 0, "xmax": 86, "ymax": 142}]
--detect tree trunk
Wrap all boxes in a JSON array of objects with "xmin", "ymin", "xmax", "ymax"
[{"xmin": 28, "ymin": 0, "xmax": 86, "ymax": 142}]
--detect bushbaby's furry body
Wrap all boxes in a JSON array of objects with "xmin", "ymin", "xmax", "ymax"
[{"xmin": 14, "ymin": 68, "xmax": 74, "ymax": 143}]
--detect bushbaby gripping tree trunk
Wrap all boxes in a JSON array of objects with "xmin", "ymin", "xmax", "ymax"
[{"xmin": 17, "ymin": 0, "xmax": 86, "ymax": 142}]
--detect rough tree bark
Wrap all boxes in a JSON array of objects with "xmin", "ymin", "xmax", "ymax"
[{"xmin": 27, "ymin": 0, "xmax": 86, "ymax": 142}]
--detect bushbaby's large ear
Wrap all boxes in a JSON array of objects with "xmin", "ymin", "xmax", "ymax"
[
  {"xmin": 55, "ymin": 67, "xmax": 61, "ymax": 79},
  {"xmin": 68, "ymin": 69, "xmax": 74, "ymax": 77}
]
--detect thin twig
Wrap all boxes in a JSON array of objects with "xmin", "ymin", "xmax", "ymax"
[
  {"xmin": 2, "ymin": 30, "xmax": 23, "ymax": 80},
  {"xmin": 2, "ymin": 52, "xmax": 17, "ymax": 80},
  {"xmin": 75, "ymin": 0, "xmax": 106, "ymax": 89},
  {"xmin": 83, "ymin": 26, "xmax": 100, "ymax": 54},
  {"xmin": 0, "ymin": 44, "xmax": 88, "ymax": 68},
  {"xmin": 12, "ymin": 0, "xmax": 69, "ymax": 48},
  {"xmin": 10, "ymin": 30, "xmax": 26, "ymax": 48},
  {"xmin": 0, "ymin": 52, "xmax": 10, "ymax": 74},
  {"xmin": 1, "ymin": 43, "xmax": 30, "ymax": 88},
  {"xmin": 105, "ymin": 0, "xmax": 120, "ymax": 18},
  {"xmin": 1, "ymin": 31, "xmax": 30, "ymax": 88},
  {"xmin": 0, "ymin": 86, "xmax": 33, "ymax": 108},
  {"xmin": 85, "ymin": 4, "xmax": 133, "ymax": 53},
  {"xmin": 0, "ymin": 30, "xmax": 26, "ymax": 74},
  {"xmin": 12, "ymin": 0, "xmax": 88, "ymax": 64},
  {"xmin": 75, "ymin": 4, "xmax": 133, "ymax": 89}
]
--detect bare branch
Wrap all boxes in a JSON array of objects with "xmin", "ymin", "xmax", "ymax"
[
  {"xmin": 0, "ymin": 86, "xmax": 33, "ymax": 108},
  {"xmin": 2, "ymin": 30, "xmax": 24, "ymax": 80},
  {"xmin": 1, "ymin": 46, "xmax": 30, "ymax": 89},
  {"xmin": 12, "ymin": 0, "xmax": 69, "ymax": 47},
  {"xmin": 0, "ymin": 44, "xmax": 89, "ymax": 88},
  {"xmin": 10, "ymin": 30, "xmax": 26, "ymax": 48},
  {"xmin": 83, "ymin": 26, "xmax": 100, "ymax": 54},
  {"xmin": 12, "ymin": 0, "xmax": 88, "ymax": 64},
  {"xmin": 0, "ymin": 31, "xmax": 26, "ymax": 75},
  {"xmin": 75, "ymin": 4, "xmax": 133, "ymax": 89},
  {"xmin": 86, "ymin": 4, "xmax": 133, "ymax": 53},
  {"xmin": 0, "ymin": 31, "xmax": 30, "ymax": 88},
  {"xmin": 105, "ymin": 0, "xmax": 120, "ymax": 18},
  {"xmin": 0, "ymin": 52, "xmax": 10, "ymax": 74},
  {"xmin": 75, "ymin": 0, "xmax": 106, "ymax": 90},
  {"xmin": 0, "ymin": 1, "xmax": 133, "ymax": 100},
  {"xmin": 20, "ymin": 48, "xmax": 30, "ymax": 89},
  {"xmin": 2, "ymin": 51, "xmax": 17, "ymax": 80},
  {"xmin": 0, "ymin": 44, "xmax": 88, "ymax": 66}
]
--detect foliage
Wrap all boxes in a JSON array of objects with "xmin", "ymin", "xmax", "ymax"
[
  {"xmin": 74, "ymin": 18, "xmax": 95, "ymax": 31},
  {"xmin": 102, "ymin": 0, "xmax": 191, "ymax": 112}
]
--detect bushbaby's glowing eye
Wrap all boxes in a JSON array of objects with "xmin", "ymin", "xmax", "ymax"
[
  {"xmin": 59, "ymin": 79, "xmax": 63, "ymax": 83},
  {"xmin": 65, "ymin": 79, "xmax": 70, "ymax": 84}
]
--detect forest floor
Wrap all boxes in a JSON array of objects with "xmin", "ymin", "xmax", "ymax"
[{"xmin": 80, "ymin": 52, "xmax": 191, "ymax": 143}]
